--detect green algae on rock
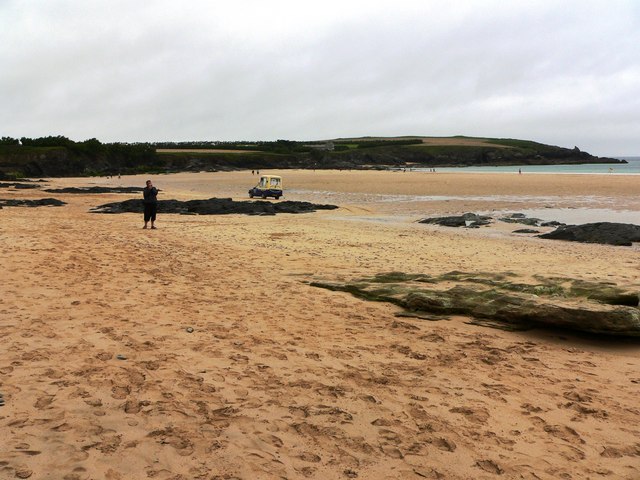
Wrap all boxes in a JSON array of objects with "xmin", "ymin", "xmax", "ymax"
[{"xmin": 310, "ymin": 272, "xmax": 640, "ymax": 336}]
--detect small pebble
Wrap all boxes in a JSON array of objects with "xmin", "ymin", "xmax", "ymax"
[
  {"xmin": 116, "ymin": 354, "xmax": 127, "ymax": 360},
  {"xmin": 186, "ymin": 327, "xmax": 194, "ymax": 333}
]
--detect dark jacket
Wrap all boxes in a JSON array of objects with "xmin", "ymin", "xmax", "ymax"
[{"xmin": 143, "ymin": 186, "xmax": 158, "ymax": 204}]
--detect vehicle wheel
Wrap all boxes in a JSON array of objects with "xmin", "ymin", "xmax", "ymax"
[
  {"xmin": 274, "ymin": 196, "xmax": 280, "ymax": 200},
  {"xmin": 249, "ymin": 193, "xmax": 254, "ymax": 198},
  {"xmin": 261, "ymin": 194, "xmax": 267, "ymax": 199}
]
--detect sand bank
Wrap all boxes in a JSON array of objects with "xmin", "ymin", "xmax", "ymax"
[{"xmin": 1, "ymin": 171, "xmax": 639, "ymax": 479}]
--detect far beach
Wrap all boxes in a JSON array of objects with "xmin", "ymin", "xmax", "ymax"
[{"xmin": 1, "ymin": 170, "xmax": 639, "ymax": 479}]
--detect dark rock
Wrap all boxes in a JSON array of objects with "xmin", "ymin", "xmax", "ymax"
[
  {"xmin": 500, "ymin": 214, "xmax": 566, "ymax": 228},
  {"xmin": 91, "ymin": 198, "xmax": 338, "ymax": 215},
  {"xmin": 0, "ymin": 182, "xmax": 40, "ymax": 189},
  {"xmin": 45, "ymin": 186, "xmax": 144, "ymax": 194},
  {"xmin": 419, "ymin": 212, "xmax": 492, "ymax": 228},
  {"xmin": 500, "ymin": 214, "xmax": 543, "ymax": 226},
  {"xmin": 0, "ymin": 198, "xmax": 66, "ymax": 207},
  {"xmin": 539, "ymin": 222, "xmax": 640, "ymax": 246},
  {"xmin": 513, "ymin": 229, "xmax": 540, "ymax": 234}
]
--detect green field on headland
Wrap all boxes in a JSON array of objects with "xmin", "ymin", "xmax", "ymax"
[{"xmin": 0, "ymin": 134, "xmax": 624, "ymax": 178}]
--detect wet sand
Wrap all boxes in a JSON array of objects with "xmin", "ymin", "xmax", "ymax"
[{"xmin": 1, "ymin": 170, "xmax": 639, "ymax": 479}]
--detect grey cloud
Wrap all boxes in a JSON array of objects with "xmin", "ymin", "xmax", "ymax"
[{"xmin": 1, "ymin": 0, "xmax": 639, "ymax": 155}]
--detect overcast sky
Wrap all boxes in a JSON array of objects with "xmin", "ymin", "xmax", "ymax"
[{"xmin": 1, "ymin": 0, "xmax": 639, "ymax": 155}]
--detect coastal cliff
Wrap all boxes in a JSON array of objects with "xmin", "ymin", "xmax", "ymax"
[{"xmin": 0, "ymin": 135, "xmax": 624, "ymax": 178}]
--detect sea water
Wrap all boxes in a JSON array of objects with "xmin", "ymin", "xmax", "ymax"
[{"xmin": 418, "ymin": 157, "xmax": 640, "ymax": 174}]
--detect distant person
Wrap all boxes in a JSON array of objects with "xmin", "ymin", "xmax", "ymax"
[
  {"xmin": 143, "ymin": 179, "xmax": 159, "ymax": 229},
  {"xmin": 518, "ymin": 168, "xmax": 522, "ymax": 174}
]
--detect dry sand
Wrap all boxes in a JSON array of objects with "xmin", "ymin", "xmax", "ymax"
[{"xmin": 1, "ymin": 170, "xmax": 639, "ymax": 479}]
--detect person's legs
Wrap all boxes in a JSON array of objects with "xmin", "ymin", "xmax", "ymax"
[
  {"xmin": 144, "ymin": 204, "xmax": 152, "ymax": 228},
  {"xmin": 150, "ymin": 204, "xmax": 157, "ymax": 229}
]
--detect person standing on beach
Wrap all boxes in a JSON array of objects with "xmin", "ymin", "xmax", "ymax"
[{"xmin": 143, "ymin": 179, "xmax": 159, "ymax": 229}]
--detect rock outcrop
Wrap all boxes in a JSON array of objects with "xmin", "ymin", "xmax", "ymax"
[
  {"xmin": 539, "ymin": 223, "xmax": 640, "ymax": 247},
  {"xmin": 91, "ymin": 198, "xmax": 339, "ymax": 216},
  {"xmin": 0, "ymin": 198, "xmax": 66, "ymax": 207},
  {"xmin": 419, "ymin": 213, "xmax": 639, "ymax": 246},
  {"xmin": 45, "ymin": 186, "xmax": 143, "ymax": 194},
  {"xmin": 310, "ymin": 271, "xmax": 640, "ymax": 336},
  {"xmin": 0, "ymin": 182, "xmax": 40, "ymax": 189},
  {"xmin": 419, "ymin": 213, "xmax": 492, "ymax": 228}
]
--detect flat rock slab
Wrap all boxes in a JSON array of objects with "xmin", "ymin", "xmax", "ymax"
[
  {"xmin": 419, "ymin": 212, "xmax": 492, "ymax": 228},
  {"xmin": 310, "ymin": 271, "xmax": 640, "ymax": 336},
  {"xmin": 0, "ymin": 182, "xmax": 40, "ymax": 189},
  {"xmin": 0, "ymin": 198, "xmax": 66, "ymax": 207},
  {"xmin": 45, "ymin": 186, "xmax": 144, "ymax": 194},
  {"xmin": 91, "ymin": 198, "xmax": 338, "ymax": 215},
  {"xmin": 539, "ymin": 222, "xmax": 640, "ymax": 246}
]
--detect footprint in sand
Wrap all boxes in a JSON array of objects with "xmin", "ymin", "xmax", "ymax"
[
  {"xmin": 448, "ymin": 406, "xmax": 490, "ymax": 424},
  {"xmin": 475, "ymin": 460, "xmax": 504, "ymax": 475},
  {"xmin": 123, "ymin": 399, "xmax": 150, "ymax": 414},
  {"xmin": 600, "ymin": 444, "xmax": 640, "ymax": 458},
  {"xmin": 543, "ymin": 424, "xmax": 585, "ymax": 445},
  {"xmin": 111, "ymin": 385, "xmax": 131, "ymax": 399},
  {"xmin": 297, "ymin": 452, "xmax": 321, "ymax": 463},
  {"xmin": 431, "ymin": 437, "xmax": 457, "ymax": 452},
  {"xmin": 258, "ymin": 433, "xmax": 284, "ymax": 448},
  {"xmin": 34, "ymin": 394, "xmax": 55, "ymax": 409}
]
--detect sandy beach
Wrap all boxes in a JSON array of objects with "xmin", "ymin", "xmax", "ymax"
[{"xmin": 1, "ymin": 170, "xmax": 639, "ymax": 479}]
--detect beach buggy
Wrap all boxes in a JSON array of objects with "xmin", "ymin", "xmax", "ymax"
[{"xmin": 249, "ymin": 175, "xmax": 283, "ymax": 200}]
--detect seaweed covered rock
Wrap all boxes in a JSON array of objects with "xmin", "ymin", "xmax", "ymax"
[
  {"xmin": 404, "ymin": 287, "xmax": 639, "ymax": 335},
  {"xmin": 310, "ymin": 271, "xmax": 640, "ymax": 336},
  {"xmin": 91, "ymin": 198, "xmax": 338, "ymax": 215},
  {"xmin": 539, "ymin": 222, "xmax": 640, "ymax": 246}
]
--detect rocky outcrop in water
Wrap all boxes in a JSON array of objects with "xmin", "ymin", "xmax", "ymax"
[
  {"xmin": 419, "ymin": 212, "xmax": 640, "ymax": 246},
  {"xmin": 91, "ymin": 198, "xmax": 338, "ymax": 215},
  {"xmin": 310, "ymin": 271, "xmax": 640, "ymax": 336},
  {"xmin": 0, "ymin": 198, "xmax": 66, "ymax": 207},
  {"xmin": 420, "ymin": 212, "xmax": 567, "ymax": 229},
  {"xmin": 419, "ymin": 213, "xmax": 492, "ymax": 228},
  {"xmin": 500, "ymin": 213, "xmax": 565, "ymax": 227},
  {"xmin": 539, "ymin": 223, "xmax": 640, "ymax": 247}
]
